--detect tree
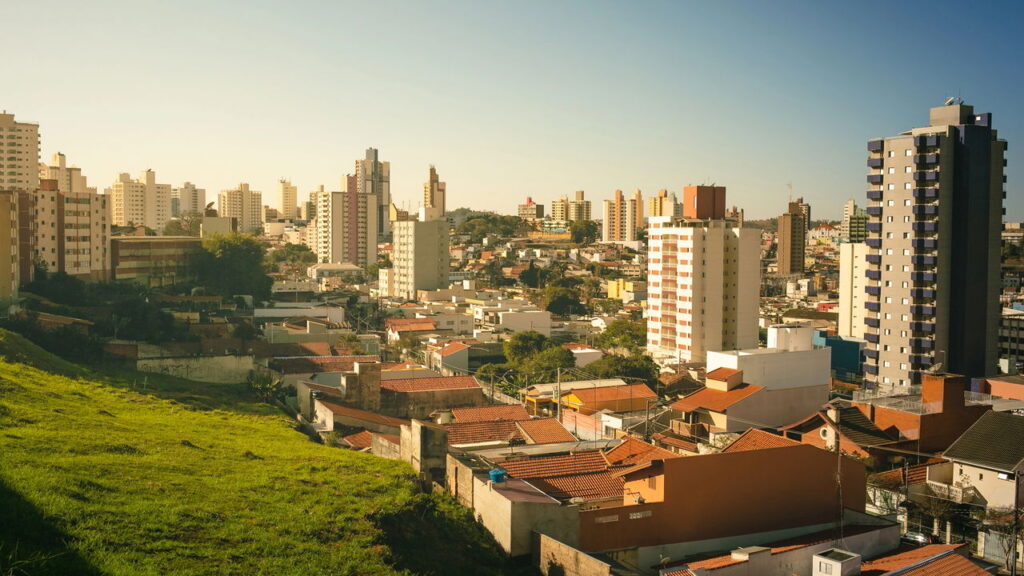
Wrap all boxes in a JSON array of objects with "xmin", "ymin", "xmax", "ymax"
[
  {"xmin": 163, "ymin": 212, "xmax": 203, "ymax": 236},
  {"xmin": 503, "ymin": 330, "xmax": 549, "ymax": 364},
  {"xmin": 519, "ymin": 261, "xmax": 542, "ymax": 289},
  {"xmin": 542, "ymin": 286, "xmax": 587, "ymax": 316},
  {"xmin": 569, "ymin": 220, "xmax": 598, "ymax": 246},
  {"xmin": 584, "ymin": 354, "xmax": 659, "ymax": 385},
  {"xmin": 982, "ymin": 506, "xmax": 1024, "ymax": 572},
  {"xmin": 270, "ymin": 243, "xmax": 317, "ymax": 267},
  {"xmin": 595, "ymin": 319, "xmax": 647, "ymax": 352},
  {"xmin": 519, "ymin": 346, "xmax": 575, "ymax": 384},
  {"xmin": 195, "ymin": 233, "xmax": 273, "ymax": 301}
]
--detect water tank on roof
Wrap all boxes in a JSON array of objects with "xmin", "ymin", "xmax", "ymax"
[{"xmin": 489, "ymin": 469, "xmax": 507, "ymax": 484}]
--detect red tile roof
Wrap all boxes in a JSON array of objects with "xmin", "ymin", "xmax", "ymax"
[
  {"xmin": 270, "ymin": 355, "xmax": 379, "ymax": 374},
  {"xmin": 317, "ymin": 400, "xmax": 408, "ymax": 428},
  {"xmin": 446, "ymin": 420, "xmax": 523, "ymax": 445},
  {"xmin": 706, "ymin": 367, "xmax": 742, "ymax": 380},
  {"xmin": 527, "ymin": 471, "xmax": 624, "ymax": 501},
  {"xmin": 721, "ymin": 429, "xmax": 801, "ymax": 453},
  {"xmin": 565, "ymin": 383, "xmax": 657, "ymax": 405},
  {"xmin": 517, "ymin": 418, "xmax": 577, "ymax": 444},
  {"xmin": 605, "ymin": 436, "xmax": 680, "ymax": 469},
  {"xmin": 652, "ymin": 433, "xmax": 698, "ymax": 453},
  {"xmin": 681, "ymin": 525, "xmax": 886, "ymax": 572},
  {"xmin": 386, "ymin": 318, "xmax": 437, "ymax": 332},
  {"xmin": 341, "ymin": 430, "xmax": 373, "ymax": 450},
  {"xmin": 670, "ymin": 383, "xmax": 764, "ymax": 413},
  {"xmin": 860, "ymin": 545, "xmax": 985, "ymax": 576},
  {"xmin": 450, "ymin": 404, "xmax": 530, "ymax": 423},
  {"xmin": 499, "ymin": 451, "xmax": 609, "ymax": 479},
  {"xmin": 382, "ymin": 375, "xmax": 481, "ymax": 393}
]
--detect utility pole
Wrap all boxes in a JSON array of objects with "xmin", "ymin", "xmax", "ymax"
[
  {"xmin": 555, "ymin": 368, "xmax": 561, "ymax": 422},
  {"xmin": 1013, "ymin": 469, "xmax": 1020, "ymax": 576},
  {"xmin": 644, "ymin": 399, "xmax": 652, "ymax": 442}
]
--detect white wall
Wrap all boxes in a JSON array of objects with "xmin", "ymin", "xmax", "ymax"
[{"xmin": 707, "ymin": 347, "xmax": 831, "ymax": 390}]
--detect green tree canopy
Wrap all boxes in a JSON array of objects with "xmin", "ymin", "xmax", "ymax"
[
  {"xmin": 503, "ymin": 330, "xmax": 549, "ymax": 364},
  {"xmin": 584, "ymin": 354, "xmax": 659, "ymax": 385},
  {"xmin": 595, "ymin": 319, "xmax": 647, "ymax": 351},
  {"xmin": 569, "ymin": 220, "xmax": 599, "ymax": 246},
  {"xmin": 519, "ymin": 346, "xmax": 575, "ymax": 384},
  {"xmin": 196, "ymin": 234, "xmax": 273, "ymax": 301}
]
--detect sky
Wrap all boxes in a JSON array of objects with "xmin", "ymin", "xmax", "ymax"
[{"xmin": 3, "ymin": 0, "xmax": 1023, "ymax": 220}]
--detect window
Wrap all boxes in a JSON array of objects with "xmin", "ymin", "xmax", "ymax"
[
  {"xmin": 906, "ymin": 149, "xmax": 913, "ymax": 156},
  {"xmin": 888, "ymin": 184, "xmax": 895, "ymax": 190},
  {"xmin": 905, "ymin": 166, "xmax": 913, "ymax": 173},
  {"xmin": 903, "ymin": 249, "xmax": 911, "ymax": 256},
  {"xmin": 884, "ymin": 361, "xmax": 891, "ymax": 367},
  {"xmin": 901, "ymin": 331, "xmax": 908, "ymax": 337},
  {"xmin": 901, "ymin": 314, "xmax": 909, "ymax": 321},
  {"xmin": 902, "ymin": 282, "xmax": 909, "ymax": 288},
  {"xmin": 887, "ymin": 249, "xmax": 894, "ymax": 255},
  {"xmin": 888, "ymin": 168, "xmax": 896, "ymax": 174},
  {"xmin": 888, "ymin": 200, "xmax": 896, "ymax": 207},
  {"xmin": 902, "ymin": 298, "xmax": 909, "ymax": 305},
  {"xmin": 889, "ymin": 151, "xmax": 896, "ymax": 158},
  {"xmin": 900, "ymin": 363, "xmax": 908, "ymax": 370},
  {"xmin": 819, "ymin": 562, "xmax": 833, "ymax": 575},
  {"xmin": 885, "ymin": 313, "xmax": 892, "ymax": 319},
  {"xmin": 904, "ymin": 216, "xmax": 911, "ymax": 223},
  {"xmin": 905, "ymin": 200, "xmax": 912, "ymax": 206},
  {"xmin": 903, "ymin": 266, "xmax": 910, "ymax": 272},
  {"xmin": 887, "ymin": 216, "xmax": 894, "ymax": 223},
  {"xmin": 905, "ymin": 183, "xmax": 912, "ymax": 190}
]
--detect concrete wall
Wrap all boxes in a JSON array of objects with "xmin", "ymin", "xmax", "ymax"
[
  {"xmin": 136, "ymin": 355, "xmax": 253, "ymax": 383},
  {"xmin": 471, "ymin": 474, "xmax": 580, "ymax": 557},
  {"xmin": 400, "ymin": 419, "xmax": 448, "ymax": 479},
  {"xmin": 371, "ymin": 434, "xmax": 401, "ymax": 460},
  {"xmin": 726, "ymin": 385, "xmax": 829, "ymax": 431},
  {"xmin": 537, "ymin": 534, "xmax": 611, "ymax": 576},
  {"xmin": 381, "ymin": 387, "xmax": 486, "ymax": 419},
  {"xmin": 707, "ymin": 347, "xmax": 831, "ymax": 390}
]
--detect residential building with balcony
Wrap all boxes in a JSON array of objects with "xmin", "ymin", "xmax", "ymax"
[
  {"xmin": 777, "ymin": 200, "xmax": 806, "ymax": 275},
  {"xmin": 646, "ymin": 189, "xmax": 680, "ymax": 220},
  {"xmin": 841, "ymin": 199, "xmax": 868, "ymax": 242},
  {"xmin": 838, "ymin": 242, "xmax": 869, "ymax": 339},
  {"xmin": 107, "ymin": 169, "xmax": 172, "ymax": 231},
  {"xmin": 315, "ymin": 176, "xmax": 378, "ymax": 268},
  {"xmin": 355, "ymin": 148, "xmax": 390, "ymax": 239},
  {"xmin": 646, "ymin": 216, "xmax": 760, "ymax": 364},
  {"xmin": 0, "ymin": 112, "xmax": 40, "ymax": 194},
  {"xmin": 217, "ymin": 183, "xmax": 263, "ymax": 235},
  {"xmin": 517, "ymin": 196, "xmax": 544, "ymax": 221},
  {"xmin": 172, "ymin": 181, "xmax": 206, "ymax": 218},
  {"xmin": 601, "ymin": 189, "xmax": 640, "ymax": 243},
  {"xmin": 863, "ymin": 103, "xmax": 1006, "ymax": 386}
]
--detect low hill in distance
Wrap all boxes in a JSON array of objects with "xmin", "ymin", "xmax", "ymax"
[{"xmin": 0, "ymin": 329, "xmax": 525, "ymax": 576}]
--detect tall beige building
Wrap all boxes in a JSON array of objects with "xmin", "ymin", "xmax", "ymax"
[
  {"xmin": 355, "ymin": 148, "xmax": 390, "ymax": 238},
  {"xmin": 422, "ymin": 165, "xmax": 446, "ymax": 222},
  {"xmin": 0, "ymin": 112, "xmax": 40, "ymax": 193},
  {"xmin": 646, "ymin": 216, "xmax": 760, "ymax": 363},
  {"xmin": 108, "ymin": 170, "xmax": 172, "ymax": 231},
  {"xmin": 0, "ymin": 191, "xmax": 19, "ymax": 299},
  {"xmin": 37, "ymin": 154, "xmax": 110, "ymax": 280},
  {"xmin": 550, "ymin": 190, "xmax": 591, "ymax": 222},
  {"xmin": 631, "ymin": 189, "xmax": 643, "ymax": 230},
  {"xmin": 647, "ymin": 189, "xmax": 680, "ymax": 219},
  {"xmin": 218, "ymin": 183, "xmax": 263, "ymax": 234},
  {"xmin": 316, "ymin": 176, "xmax": 378, "ymax": 267},
  {"xmin": 602, "ymin": 189, "xmax": 640, "ymax": 243},
  {"xmin": 279, "ymin": 179, "xmax": 297, "ymax": 220},
  {"xmin": 838, "ymin": 242, "xmax": 868, "ymax": 339},
  {"xmin": 389, "ymin": 217, "xmax": 448, "ymax": 300},
  {"xmin": 173, "ymin": 182, "xmax": 206, "ymax": 217}
]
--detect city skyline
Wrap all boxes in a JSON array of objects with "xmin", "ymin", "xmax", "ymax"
[{"xmin": 3, "ymin": 1, "xmax": 1022, "ymax": 219}]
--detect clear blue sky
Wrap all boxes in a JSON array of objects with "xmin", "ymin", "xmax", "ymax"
[{"xmin": 3, "ymin": 0, "xmax": 1022, "ymax": 219}]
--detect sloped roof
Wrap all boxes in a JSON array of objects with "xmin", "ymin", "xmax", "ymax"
[
  {"xmin": 833, "ymin": 407, "xmax": 898, "ymax": 447},
  {"xmin": 516, "ymin": 418, "xmax": 576, "ymax": 444},
  {"xmin": 565, "ymin": 383, "xmax": 657, "ymax": 405},
  {"xmin": 706, "ymin": 367, "xmax": 741, "ymax": 380},
  {"xmin": 860, "ymin": 544, "xmax": 986, "ymax": 576},
  {"xmin": 721, "ymin": 428, "xmax": 800, "ymax": 453},
  {"xmin": 269, "ymin": 355, "xmax": 379, "ymax": 374},
  {"xmin": 316, "ymin": 400, "xmax": 408, "ymax": 428},
  {"xmin": 651, "ymin": 433, "xmax": 698, "ymax": 453},
  {"xmin": 526, "ymin": 471, "xmax": 624, "ymax": 501},
  {"xmin": 942, "ymin": 411, "xmax": 1024, "ymax": 473},
  {"xmin": 670, "ymin": 384, "xmax": 764, "ymax": 413},
  {"xmin": 446, "ymin": 420, "xmax": 523, "ymax": 445},
  {"xmin": 341, "ymin": 430, "xmax": 373, "ymax": 450},
  {"xmin": 450, "ymin": 404, "xmax": 530, "ymax": 423},
  {"xmin": 499, "ymin": 451, "xmax": 609, "ymax": 479},
  {"xmin": 381, "ymin": 376, "xmax": 481, "ymax": 393},
  {"xmin": 604, "ymin": 436, "xmax": 679, "ymax": 468}
]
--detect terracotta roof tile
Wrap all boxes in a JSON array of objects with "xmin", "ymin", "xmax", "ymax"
[
  {"xmin": 721, "ymin": 429, "xmax": 801, "ymax": 453},
  {"xmin": 446, "ymin": 420, "xmax": 523, "ymax": 445},
  {"xmin": 269, "ymin": 355, "xmax": 379, "ymax": 374},
  {"xmin": 381, "ymin": 376, "xmax": 481, "ymax": 393},
  {"xmin": 605, "ymin": 436, "xmax": 680, "ymax": 468},
  {"xmin": 317, "ymin": 400, "xmax": 408, "ymax": 428},
  {"xmin": 516, "ymin": 419, "xmax": 577, "ymax": 444},
  {"xmin": 499, "ymin": 451, "xmax": 608, "ymax": 479},
  {"xmin": 860, "ymin": 545, "xmax": 985, "ymax": 576},
  {"xmin": 341, "ymin": 430, "xmax": 372, "ymax": 450},
  {"xmin": 670, "ymin": 383, "xmax": 764, "ymax": 413},
  {"xmin": 652, "ymin": 433, "xmax": 698, "ymax": 453},
  {"xmin": 527, "ymin": 472, "xmax": 624, "ymax": 501},
  {"xmin": 706, "ymin": 367, "xmax": 742, "ymax": 380},
  {"xmin": 565, "ymin": 383, "xmax": 657, "ymax": 405},
  {"xmin": 451, "ymin": 404, "xmax": 530, "ymax": 423}
]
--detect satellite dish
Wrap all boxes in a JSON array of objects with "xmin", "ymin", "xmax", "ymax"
[{"xmin": 944, "ymin": 97, "xmax": 955, "ymax": 106}]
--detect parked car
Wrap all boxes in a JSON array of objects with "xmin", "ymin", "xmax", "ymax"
[{"xmin": 900, "ymin": 532, "xmax": 932, "ymax": 546}]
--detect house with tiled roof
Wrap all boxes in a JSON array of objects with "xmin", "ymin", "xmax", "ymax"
[
  {"xmin": 516, "ymin": 418, "xmax": 576, "ymax": 445},
  {"xmin": 780, "ymin": 400, "xmax": 899, "ymax": 460},
  {"xmin": 385, "ymin": 317, "xmax": 445, "ymax": 343},
  {"xmin": 449, "ymin": 404, "xmax": 530, "ymax": 424},
  {"xmin": 313, "ymin": 399, "xmax": 408, "ymax": 435},
  {"xmin": 560, "ymin": 383, "xmax": 658, "ymax": 415},
  {"xmin": 720, "ymin": 428, "xmax": 800, "ymax": 454},
  {"xmin": 445, "ymin": 417, "xmax": 574, "ymax": 447},
  {"xmin": 857, "ymin": 543, "xmax": 988, "ymax": 576},
  {"xmin": 604, "ymin": 436, "xmax": 680, "ymax": 469},
  {"xmin": 267, "ymin": 354, "xmax": 380, "ymax": 386}
]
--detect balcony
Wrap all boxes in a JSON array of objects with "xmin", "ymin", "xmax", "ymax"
[
  {"xmin": 911, "ymin": 305, "xmax": 936, "ymax": 316},
  {"xmin": 911, "ymin": 272, "xmax": 937, "ymax": 283},
  {"xmin": 867, "ymin": 174, "xmax": 884, "ymax": 185},
  {"xmin": 866, "ymin": 254, "xmax": 881, "ymax": 265},
  {"xmin": 865, "ymin": 317, "xmax": 880, "ymax": 328},
  {"xmin": 865, "ymin": 286, "xmax": 881, "ymax": 296},
  {"xmin": 866, "ymin": 206, "xmax": 883, "ymax": 217},
  {"xmin": 864, "ymin": 349, "xmax": 879, "ymax": 360},
  {"xmin": 914, "ymin": 134, "xmax": 940, "ymax": 148},
  {"xmin": 913, "ymin": 205, "xmax": 938, "ymax": 216},
  {"xmin": 912, "ymin": 255, "xmax": 937, "ymax": 267},
  {"xmin": 910, "ymin": 322, "xmax": 936, "ymax": 333},
  {"xmin": 911, "ymin": 338, "xmax": 934, "ymax": 351},
  {"xmin": 863, "ymin": 363, "xmax": 879, "ymax": 375},
  {"xmin": 866, "ymin": 238, "xmax": 882, "ymax": 248},
  {"xmin": 867, "ymin": 190, "xmax": 883, "ymax": 201},
  {"xmin": 867, "ymin": 157, "xmax": 884, "ymax": 169},
  {"xmin": 913, "ymin": 153, "xmax": 940, "ymax": 164},
  {"xmin": 912, "ymin": 221, "xmax": 938, "ymax": 233},
  {"xmin": 865, "ymin": 301, "xmax": 881, "ymax": 312},
  {"xmin": 912, "ymin": 239, "xmax": 937, "ymax": 250},
  {"xmin": 865, "ymin": 333, "xmax": 880, "ymax": 344},
  {"xmin": 913, "ymin": 187, "xmax": 939, "ymax": 200},
  {"xmin": 868, "ymin": 139, "xmax": 884, "ymax": 153},
  {"xmin": 913, "ymin": 171, "xmax": 939, "ymax": 183},
  {"xmin": 911, "ymin": 288, "xmax": 936, "ymax": 299},
  {"xmin": 866, "ymin": 270, "xmax": 881, "ymax": 280},
  {"xmin": 923, "ymin": 481, "xmax": 979, "ymax": 504},
  {"xmin": 910, "ymin": 355, "xmax": 932, "ymax": 369},
  {"xmin": 866, "ymin": 222, "xmax": 882, "ymax": 233}
]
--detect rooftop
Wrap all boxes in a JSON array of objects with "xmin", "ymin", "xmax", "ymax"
[
  {"xmin": 564, "ymin": 383, "xmax": 657, "ymax": 407},
  {"xmin": 499, "ymin": 451, "xmax": 609, "ymax": 479},
  {"xmin": 942, "ymin": 411, "xmax": 1024, "ymax": 473},
  {"xmin": 268, "ymin": 355, "xmax": 379, "ymax": 374},
  {"xmin": 516, "ymin": 418, "xmax": 577, "ymax": 444},
  {"xmin": 604, "ymin": 436, "xmax": 679, "ymax": 469},
  {"xmin": 859, "ymin": 544, "xmax": 985, "ymax": 576},
  {"xmin": 316, "ymin": 400, "xmax": 409, "ymax": 428},
  {"xmin": 450, "ymin": 404, "xmax": 530, "ymax": 423},
  {"xmin": 720, "ymin": 429, "xmax": 800, "ymax": 453},
  {"xmin": 670, "ymin": 383, "xmax": 764, "ymax": 413},
  {"xmin": 381, "ymin": 375, "xmax": 481, "ymax": 393}
]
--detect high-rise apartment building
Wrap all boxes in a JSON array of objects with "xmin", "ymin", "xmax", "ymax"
[
  {"xmin": 279, "ymin": 179, "xmax": 297, "ymax": 220},
  {"xmin": 838, "ymin": 242, "xmax": 868, "ymax": 339},
  {"xmin": 631, "ymin": 189, "xmax": 643, "ymax": 230},
  {"xmin": 602, "ymin": 189, "xmax": 640, "ymax": 243},
  {"xmin": 682, "ymin": 185, "xmax": 726, "ymax": 220},
  {"xmin": 0, "ymin": 191, "xmax": 19, "ymax": 299},
  {"xmin": 550, "ymin": 191, "xmax": 591, "ymax": 222},
  {"xmin": 356, "ymin": 148, "xmax": 390, "ymax": 238},
  {"xmin": 841, "ymin": 199, "xmax": 868, "ymax": 242},
  {"xmin": 777, "ymin": 201, "xmax": 806, "ymax": 275},
  {"xmin": 37, "ymin": 154, "xmax": 109, "ymax": 281},
  {"xmin": 863, "ymin": 102, "xmax": 1006, "ymax": 385},
  {"xmin": 422, "ymin": 166, "xmax": 446, "ymax": 222},
  {"xmin": 796, "ymin": 197, "xmax": 811, "ymax": 228},
  {"xmin": 108, "ymin": 170, "xmax": 172, "ymax": 232},
  {"xmin": 315, "ymin": 176, "xmax": 378, "ymax": 267},
  {"xmin": 647, "ymin": 216, "xmax": 760, "ymax": 363},
  {"xmin": 218, "ymin": 183, "xmax": 263, "ymax": 234},
  {"xmin": 390, "ymin": 217, "xmax": 449, "ymax": 300},
  {"xmin": 172, "ymin": 182, "xmax": 206, "ymax": 218},
  {"xmin": 0, "ymin": 112, "xmax": 40, "ymax": 193},
  {"xmin": 518, "ymin": 197, "xmax": 544, "ymax": 220},
  {"xmin": 647, "ymin": 189, "xmax": 680, "ymax": 219}
]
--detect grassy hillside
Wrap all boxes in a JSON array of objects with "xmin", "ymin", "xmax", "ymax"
[{"xmin": 0, "ymin": 329, "xmax": 523, "ymax": 576}]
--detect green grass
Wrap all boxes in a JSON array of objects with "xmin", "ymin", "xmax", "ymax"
[{"xmin": 0, "ymin": 329, "xmax": 525, "ymax": 576}]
